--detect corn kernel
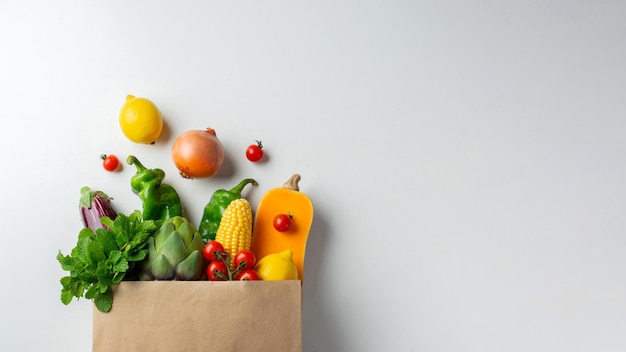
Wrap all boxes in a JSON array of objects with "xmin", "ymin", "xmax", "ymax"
[{"xmin": 215, "ymin": 199, "xmax": 253, "ymax": 269}]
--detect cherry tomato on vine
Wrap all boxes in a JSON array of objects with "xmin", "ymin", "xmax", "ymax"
[
  {"xmin": 238, "ymin": 269, "xmax": 260, "ymax": 281},
  {"xmin": 273, "ymin": 213, "xmax": 293, "ymax": 232},
  {"xmin": 203, "ymin": 240, "xmax": 225, "ymax": 262},
  {"xmin": 246, "ymin": 140, "xmax": 264, "ymax": 162},
  {"xmin": 234, "ymin": 250, "xmax": 256, "ymax": 270},
  {"xmin": 101, "ymin": 154, "xmax": 120, "ymax": 172},
  {"xmin": 207, "ymin": 260, "xmax": 229, "ymax": 281}
]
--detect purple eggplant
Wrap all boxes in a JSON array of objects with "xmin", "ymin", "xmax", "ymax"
[{"xmin": 79, "ymin": 187, "xmax": 118, "ymax": 231}]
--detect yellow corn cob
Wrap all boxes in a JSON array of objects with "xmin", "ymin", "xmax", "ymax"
[{"xmin": 215, "ymin": 198, "xmax": 253, "ymax": 269}]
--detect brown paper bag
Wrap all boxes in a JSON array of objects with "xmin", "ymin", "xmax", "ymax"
[{"xmin": 93, "ymin": 280, "xmax": 302, "ymax": 352}]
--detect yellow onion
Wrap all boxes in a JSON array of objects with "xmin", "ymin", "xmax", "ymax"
[{"xmin": 171, "ymin": 127, "xmax": 225, "ymax": 179}]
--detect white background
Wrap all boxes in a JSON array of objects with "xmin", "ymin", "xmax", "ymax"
[{"xmin": 1, "ymin": 1, "xmax": 625, "ymax": 351}]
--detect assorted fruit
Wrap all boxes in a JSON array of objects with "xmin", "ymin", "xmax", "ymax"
[
  {"xmin": 100, "ymin": 154, "xmax": 120, "ymax": 172},
  {"xmin": 57, "ymin": 94, "xmax": 314, "ymax": 313},
  {"xmin": 245, "ymin": 140, "xmax": 264, "ymax": 162},
  {"xmin": 203, "ymin": 241, "xmax": 259, "ymax": 281},
  {"xmin": 119, "ymin": 95, "xmax": 163, "ymax": 145},
  {"xmin": 273, "ymin": 213, "xmax": 293, "ymax": 232},
  {"xmin": 254, "ymin": 249, "xmax": 299, "ymax": 281}
]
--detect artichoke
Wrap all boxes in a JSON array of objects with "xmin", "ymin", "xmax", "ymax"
[{"xmin": 137, "ymin": 216, "xmax": 204, "ymax": 280}]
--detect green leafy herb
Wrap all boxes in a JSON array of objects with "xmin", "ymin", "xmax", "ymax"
[{"xmin": 57, "ymin": 210, "xmax": 161, "ymax": 312}]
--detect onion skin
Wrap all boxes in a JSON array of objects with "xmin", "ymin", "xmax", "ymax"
[{"xmin": 171, "ymin": 128, "xmax": 225, "ymax": 179}]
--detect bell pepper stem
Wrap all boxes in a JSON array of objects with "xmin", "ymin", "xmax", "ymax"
[
  {"xmin": 229, "ymin": 178, "xmax": 258, "ymax": 195},
  {"xmin": 126, "ymin": 155, "xmax": 147, "ymax": 171}
]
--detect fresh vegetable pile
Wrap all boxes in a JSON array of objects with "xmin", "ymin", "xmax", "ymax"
[{"xmin": 57, "ymin": 95, "xmax": 313, "ymax": 313}]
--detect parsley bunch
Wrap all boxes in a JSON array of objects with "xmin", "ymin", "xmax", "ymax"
[{"xmin": 57, "ymin": 210, "xmax": 161, "ymax": 312}]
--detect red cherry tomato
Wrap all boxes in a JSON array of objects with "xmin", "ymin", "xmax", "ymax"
[
  {"xmin": 246, "ymin": 140, "xmax": 264, "ymax": 162},
  {"xmin": 207, "ymin": 260, "xmax": 229, "ymax": 281},
  {"xmin": 234, "ymin": 250, "xmax": 256, "ymax": 270},
  {"xmin": 203, "ymin": 240, "xmax": 225, "ymax": 262},
  {"xmin": 273, "ymin": 213, "xmax": 292, "ymax": 232},
  {"xmin": 101, "ymin": 154, "xmax": 120, "ymax": 172},
  {"xmin": 238, "ymin": 269, "xmax": 260, "ymax": 281}
]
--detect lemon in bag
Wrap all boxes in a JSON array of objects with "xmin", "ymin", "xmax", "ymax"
[{"xmin": 254, "ymin": 249, "xmax": 299, "ymax": 281}]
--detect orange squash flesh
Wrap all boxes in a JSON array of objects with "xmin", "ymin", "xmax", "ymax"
[{"xmin": 250, "ymin": 174, "xmax": 313, "ymax": 282}]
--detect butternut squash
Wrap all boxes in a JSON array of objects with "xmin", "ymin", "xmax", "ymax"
[{"xmin": 250, "ymin": 174, "xmax": 314, "ymax": 282}]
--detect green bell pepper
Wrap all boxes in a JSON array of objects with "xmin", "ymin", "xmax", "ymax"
[
  {"xmin": 199, "ymin": 178, "xmax": 257, "ymax": 243},
  {"xmin": 127, "ymin": 155, "xmax": 183, "ymax": 221}
]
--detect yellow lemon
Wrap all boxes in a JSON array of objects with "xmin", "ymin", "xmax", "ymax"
[
  {"xmin": 119, "ymin": 95, "xmax": 163, "ymax": 144},
  {"xmin": 254, "ymin": 249, "xmax": 299, "ymax": 281}
]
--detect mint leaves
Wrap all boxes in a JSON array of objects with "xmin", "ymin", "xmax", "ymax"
[{"xmin": 57, "ymin": 210, "xmax": 161, "ymax": 312}]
